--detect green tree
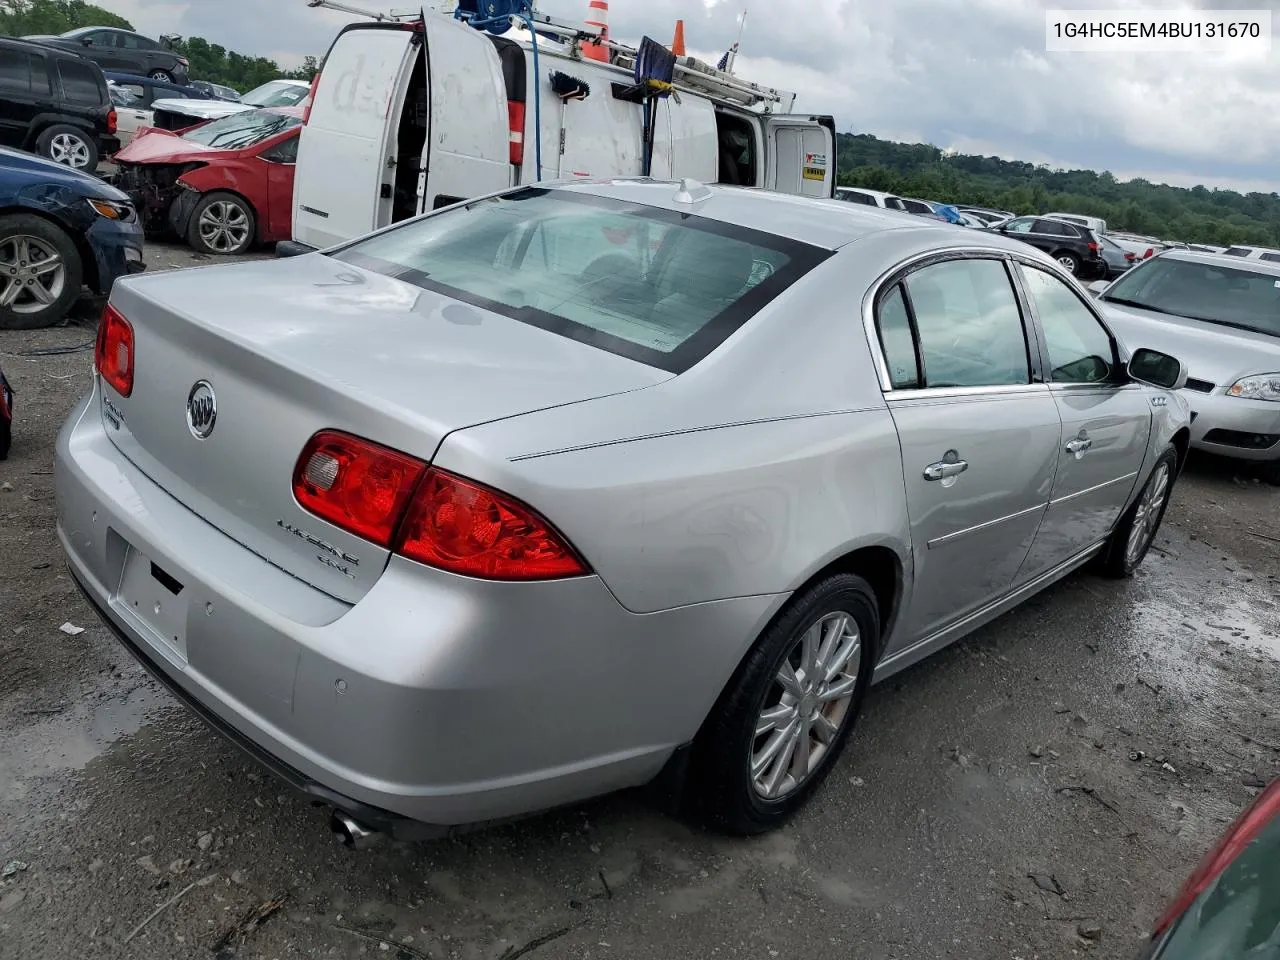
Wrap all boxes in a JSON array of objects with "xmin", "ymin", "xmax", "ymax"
[
  {"xmin": 836, "ymin": 132, "xmax": 1280, "ymax": 246},
  {"xmin": 0, "ymin": 0, "xmax": 132, "ymax": 33}
]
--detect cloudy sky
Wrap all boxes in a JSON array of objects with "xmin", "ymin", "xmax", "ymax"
[{"xmin": 103, "ymin": 0, "xmax": 1280, "ymax": 194}]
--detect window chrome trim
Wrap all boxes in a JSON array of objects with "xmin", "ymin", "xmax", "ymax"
[
  {"xmin": 885, "ymin": 383, "xmax": 1051, "ymax": 403},
  {"xmin": 861, "ymin": 245, "xmax": 1082, "ymax": 396}
]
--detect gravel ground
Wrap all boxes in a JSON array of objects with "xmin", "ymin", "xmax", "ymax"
[{"xmin": 1, "ymin": 245, "xmax": 1278, "ymax": 960}]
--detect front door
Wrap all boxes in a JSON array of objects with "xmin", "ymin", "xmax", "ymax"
[
  {"xmin": 874, "ymin": 255, "xmax": 1061, "ymax": 647},
  {"xmin": 0, "ymin": 49, "xmax": 51, "ymax": 149},
  {"xmin": 1015, "ymin": 263, "xmax": 1153, "ymax": 581},
  {"xmin": 262, "ymin": 131, "xmax": 300, "ymax": 240}
]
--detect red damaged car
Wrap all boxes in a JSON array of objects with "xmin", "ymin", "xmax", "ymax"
[{"xmin": 111, "ymin": 107, "xmax": 302, "ymax": 256}]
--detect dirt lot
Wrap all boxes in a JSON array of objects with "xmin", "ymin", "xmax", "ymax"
[{"xmin": 1, "ymin": 246, "xmax": 1278, "ymax": 959}]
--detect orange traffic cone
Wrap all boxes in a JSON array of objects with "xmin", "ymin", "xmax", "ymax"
[
  {"xmin": 672, "ymin": 19, "xmax": 686, "ymax": 56},
  {"xmin": 582, "ymin": 0, "xmax": 610, "ymax": 62}
]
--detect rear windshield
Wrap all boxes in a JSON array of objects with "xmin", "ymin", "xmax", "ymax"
[
  {"xmin": 241, "ymin": 80, "xmax": 309, "ymax": 108},
  {"xmin": 181, "ymin": 109, "xmax": 300, "ymax": 149},
  {"xmin": 331, "ymin": 188, "xmax": 829, "ymax": 373},
  {"xmin": 1101, "ymin": 256, "xmax": 1280, "ymax": 338}
]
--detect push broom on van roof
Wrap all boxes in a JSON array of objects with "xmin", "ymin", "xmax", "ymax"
[{"xmin": 281, "ymin": 0, "xmax": 837, "ymax": 256}]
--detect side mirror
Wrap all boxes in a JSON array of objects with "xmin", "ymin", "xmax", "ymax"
[
  {"xmin": 81, "ymin": 37, "xmax": 94, "ymax": 46},
  {"xmin": 1128, "ymin": 348, "xmax": 1187, "ymax": 390}
]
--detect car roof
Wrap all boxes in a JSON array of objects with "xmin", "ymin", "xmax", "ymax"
[
  {"xmin": 836, "ymin": 187, "xmax": 901, "ymax": 201},
  {"xmin": 553, "ymin": 179, "xmax": 1035, "ymax": 253}
]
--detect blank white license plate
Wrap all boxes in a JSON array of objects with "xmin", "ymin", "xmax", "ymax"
[{"xmin": 117, "ymin": 547, "xmax": 189, "ymax": 661}]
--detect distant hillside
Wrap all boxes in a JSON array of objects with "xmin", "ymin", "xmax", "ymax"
[{"xmin": 837, "ymin": 132, "xmax": 1280, "ymax": 247}]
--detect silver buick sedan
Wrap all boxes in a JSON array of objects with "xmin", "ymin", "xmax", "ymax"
[{"xmin": 56, "ymin": 179, "xmax": 1191, "ymax": 840}]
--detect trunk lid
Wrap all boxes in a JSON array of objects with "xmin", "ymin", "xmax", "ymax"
[{"xmin": 99, "ymin": 254, "xmax": 669, "ymax": 602}]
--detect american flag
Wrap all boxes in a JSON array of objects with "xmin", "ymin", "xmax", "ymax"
[{"xmin": 716, "ymin": 43, "xmax": 738, "ymax": 71}]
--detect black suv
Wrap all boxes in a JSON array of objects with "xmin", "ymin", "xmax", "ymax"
[
  {"xmin": 22, "ymin": 27, "xmax": 190, "ymax": 85},
  {"xmin": 984, "ymin": 216, "xmax": 1107, "ymax": 280},
  {"xmin": 0, "ymin": 37, "xmax": 119, "ymax": 171}
]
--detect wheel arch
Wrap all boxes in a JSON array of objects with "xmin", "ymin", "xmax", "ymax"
[
  {"xmin": 0, "ymin": 204, "xmax": 95, "ymax": 292},
  {"xmin": 1169, "ymin": 426, "xmax": 1190, "ymax": 474}
]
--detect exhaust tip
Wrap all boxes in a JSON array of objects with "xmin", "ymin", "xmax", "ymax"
[{"xmin": 330, "ymin": 811, "xmax": 376, "ymax": 849}]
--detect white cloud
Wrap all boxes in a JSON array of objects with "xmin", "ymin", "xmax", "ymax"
[{"xmin": 92, "ymin": 0, "xmax": 1280, "ymax": 193}]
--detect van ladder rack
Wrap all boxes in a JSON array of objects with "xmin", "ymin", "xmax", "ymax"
[{"xmin": 305, "ymin": 0, "xmax": 794, "ymax": 110}]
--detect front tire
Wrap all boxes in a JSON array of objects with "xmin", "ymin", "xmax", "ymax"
[
  {"xmin": 1097, "ymin": 447, "xmax": 1178, "ymax": 578},
  {"xmin": 0, "ymin": 214, "xmax": 83, "ymax": 330},
  {"xmin": 689, "ymin": 574, "xmax": 879, "ymax": 835},
  {"xmin": 36, "ymin": 124, "xmax": 99, "ymax": 171},
  {"xmin": 187, "ymin": 192, "xmax": 256, "ymax": 256}
]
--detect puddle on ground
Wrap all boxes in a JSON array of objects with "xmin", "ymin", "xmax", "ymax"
[{"xmin": 0, "ymin": 683, "xmax": 174, "ymax": 805}]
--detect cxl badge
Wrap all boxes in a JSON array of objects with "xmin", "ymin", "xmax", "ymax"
[{"xmin": 186, "ymin": 380, "xmax": 217, "ymax": 439}]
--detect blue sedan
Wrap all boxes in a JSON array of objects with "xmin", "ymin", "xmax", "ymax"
[{"xmin": 0, "ymin": 146, "xmax": 145, "ymax": 329}]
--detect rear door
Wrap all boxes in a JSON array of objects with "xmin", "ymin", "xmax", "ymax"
[
  {"xmin": 762, "ymin": 116, "xmax": 834, "ymax": 198},
  {"xmin": 0, "ymin": 48, "xmax": 49, "ymax": 148},
  {"xmin": 1015, "ymin": 263, "xmax": 1152, "ymax": 581},
  {"xmin": 415, "ymin": 11, "xmax": 509, "ymax": 211},
  {"xmin": 292, "ymin": 23, "xmax": 419, "ymax": 248}
]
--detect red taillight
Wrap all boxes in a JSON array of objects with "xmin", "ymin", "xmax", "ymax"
[
  {"xmin": 1151, "ymin": 777, "xmax": 1280, "ymax": 938},
  {"xmin": 292, "ymin": 432, "xmax": 588, "ymax": 580},
  {"xmin": 94, "ymin": 304, "xmax": 134, "ymax": 397},
  {"xmin": 1087, "ymin": 241, "xmax": 1100, "ymax": 252},
  {"xmin": 1125, "ymin": 252, "xmax": 1136, "ymax": 261},
  {"xmin": 292, "ymin": 431, "xmax": 427, "ymax": 547},
  {"xmin": 1145, "ymin": 248, "xmax": 1154, "ymax": 258},
  {"xmin": 396, "ymin": 468, "xmax": 587, "ymax": 580},
  {"xmin": 507, "ymin": 101, "xmax": 526, "ymax": 166},
  {"xmin": 177, "ymin": 56, "xmax": 189, "ymax": 66},
  {"xmin": 106, "ymin": 108, "xmax": 117, "ymax": 134}
]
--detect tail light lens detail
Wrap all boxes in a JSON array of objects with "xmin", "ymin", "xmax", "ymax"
[
  {"xmin": 94, "ymin": 304, "xmax": 134, "ymax": 397},
  {"xmin": 291, "ymin": 431, "xmax": 587, "ymax": 580},
  {"xmin": 106, "ymin": 108, "xmax": 117, "ymax": 134},
  {"xmin": 507, "ymin": 101, "xmax": 526, "ymax": 166},
  {"xmin": 1087, "ymin": 241, "xmax": 1100, "ymax": 252},
  {"xmin": 293, "ymin": 431, "xmax": 427, "ymax": 547},
  {"xmin": 396, "ymin": 469, "xmax": 587, "ymax": 580}
]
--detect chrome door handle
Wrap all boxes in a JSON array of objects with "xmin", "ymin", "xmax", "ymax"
[
  {"xmin": 923, "ymin": 459, "xmax": 969, "ymax": 481},
  {"xmin": 1065, "ymin": 438, "xmax": 1093, "ymax": 455}
]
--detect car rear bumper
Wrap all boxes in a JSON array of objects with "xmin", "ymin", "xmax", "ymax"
[
  {"xmin": 1184, "ymin": 390, "xmax": 1280, "ymax": 462},
  {"xmin": 55, "ymin": 388, "xmax": 777, "ymax": 828}
]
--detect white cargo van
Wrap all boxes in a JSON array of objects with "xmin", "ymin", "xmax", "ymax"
[{"xmin": 284, "ymin": 8, "xmax": 836, "ymax": 253}]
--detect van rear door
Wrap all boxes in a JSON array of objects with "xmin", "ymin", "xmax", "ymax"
[
  {"xmin": 292, "ymin": 23, "xmax": 419, "ymax": 249},
  {"xmin": 763, "ymin": 116, "xmax": 836, "ymax": 199}
]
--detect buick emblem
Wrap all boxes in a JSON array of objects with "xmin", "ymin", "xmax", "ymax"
[{"xmin": 186, "ymin": 380, "xmax": 217, "ymax": 439}]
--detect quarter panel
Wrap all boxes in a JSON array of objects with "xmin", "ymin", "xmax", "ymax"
[{"xmin": 434, "ymin": 408, "xmax": 910, "ymax": 614}]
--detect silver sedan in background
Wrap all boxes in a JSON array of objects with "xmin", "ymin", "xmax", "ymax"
[
  {"xmin": 1093, "ymin": 251, "xmax": 1280, "ymax": 483},
  {"xmin": 56, "ymin": 179, "xmax": 1191, "ymax": 840}
]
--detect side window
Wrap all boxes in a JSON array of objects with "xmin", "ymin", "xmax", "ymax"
[
  {"xmin": 1004, "ymin": 218, "xmax": 1034, "ymax": 234},
  {"xmin": 117, "ymin": 82, "xmax": 145, "ymax": 101},
  {"xmin": 903, "ymin": 258, "xmax": 1030, "ymax": 388},
  {"xmin": 83, "ymin": 30, "xmax": 114, "ymax": 47},
  {"xmin": 30, "ymin": 55, "xmax": 50, "ymax": 95},
  {"xmin": 119, "ymin": 33, "xmax": 147, "ymax": 50},
  {"xmin": 0, "ymin": 52, "xmax": 32, "ymax": 91},
  {"xmin": 884, "ymin": 197, "xmax": 905, "ymax": 211},
  {"xmin": 876, "ymin": 284, "xmax": 920, "ymax": 389},
  {"xmin": 264, "ymin": 133, "xmax": 299, "ymax": 164},
  {"xmin": 1021, "ymin": 266, "xmax": 1117, "ymax": 384},
  {"xmin": 57, "ymin": 59, "xmax": 103, "ymax": 104},
  {"xmin": 1031, "ymin": 219, "xmax": 1065, "ymax": 235}
]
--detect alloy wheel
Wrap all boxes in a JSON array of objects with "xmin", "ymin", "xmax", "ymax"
[
  {"xmin": 0, "ymin": 235, "xmax": 68, "ymax": 315},
  {"xmin": 49, "ymin": 133, "xmax": 92, "ymax": 169},
  {"xmin": 750, "ymin": 611, "xmax": 862, "ymax": 800},
  {"xmin": 1125, "ymin": 462, "xmax": 1170, "ymax": 566},
  {"xmin": 197, "ymin": 201, "xmax": 251, "ymax": 254},
  {"xmin": 1057, "ymin": 254, "xmax": 1078, "ymax": 273}
]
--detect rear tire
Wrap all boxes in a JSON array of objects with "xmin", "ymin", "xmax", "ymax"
[
  {"xmin": 689, "ymin": 574, "xmax": 879, "ymax": 835},
  {"xmin": 186, "ymin": 191, "xmax": 256, "ymax": 256},
  {"xmin": 1055, "ymin": 251, "xmax": 1081, "ymax": 275},
  {"xmin": 0, "ymin": 214, "xmax": 84, "ymax": 330},
  {"xmin": 1096, "ymin": 447, "xmax": 1178, "ymax": 578},
  {"xmin": 36, "ymin": 124, "xmax": 99, "ymax": 171},
  {"xmin": 149, "ymin": 69, "xmax": 174, "ymax": 83}
]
